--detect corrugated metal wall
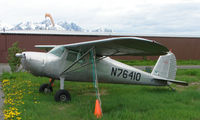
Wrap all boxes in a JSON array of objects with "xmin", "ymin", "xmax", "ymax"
[
  {"xmin": 142, "ymin": 36, "xmax": 200, "ymax": 60},
  {"xmin": 0, "ymin": 32, "xmax": 200, "ymax": 63}
]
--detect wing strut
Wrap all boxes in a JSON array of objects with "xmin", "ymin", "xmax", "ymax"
[
  {"xmin": 59, "ymin": 47, "xmax": 103, "ymax": 118},
  {"xmin": 60, "ymin": 47, "xmax": 94, "ymax": 76}
]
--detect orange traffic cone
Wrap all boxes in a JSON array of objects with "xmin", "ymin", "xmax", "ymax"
[{"xmin": 94, "ymin": 99, "xmax": 102, "ymax": 118}]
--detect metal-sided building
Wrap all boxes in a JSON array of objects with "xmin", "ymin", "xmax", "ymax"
[{"xmin": 0, "ymin": 31, "xmax": 200, "ymax": 63}]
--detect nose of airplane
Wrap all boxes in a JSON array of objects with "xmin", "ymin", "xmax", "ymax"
[
  {"xmin": 16, "ymin": 52, "xmax": 30, "ymax": 71},
  {"xmin": 16, "ymin": 53, "xmax": 22, "ymax": 58},
  {"xmin": 16, "ymin": 52, "xmax": 26, "ymax": 59},
  {"xmin": 16, "ymin": 52, "xmax": 46, "ymax": 76}
]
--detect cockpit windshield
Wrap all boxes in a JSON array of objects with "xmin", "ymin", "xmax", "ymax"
[{"xmin": 49, "ymin": 46, "xmax": 65, "ymax": 57}]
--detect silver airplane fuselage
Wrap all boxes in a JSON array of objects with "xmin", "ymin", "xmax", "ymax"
[
  {"xmin": 19, "ymin": 48, "xmax": 167, "ymax": 86},
  {"xmin": 16, "ymin": 37, "xmax": 189, "ymax": 102}
]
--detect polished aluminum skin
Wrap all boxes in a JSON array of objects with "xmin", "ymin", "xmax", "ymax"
[
  {"xmin": 19, "ymin": 50, "xmax": 161, "ymax": 85},
  {"xmin": 17, "ymin": 51, "xmax": 187, "ymax": 87},
  {"xmin": 16, "ymin": 37, "xmax": 188, "ymax": 87}
]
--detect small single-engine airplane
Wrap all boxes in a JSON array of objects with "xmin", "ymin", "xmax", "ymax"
[{"xmin": 16, "ymin": 37, "xmax": 188, "ymax": 102}]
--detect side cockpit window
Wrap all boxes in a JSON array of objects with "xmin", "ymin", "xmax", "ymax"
[
  {"xmin": 49, "ymin": 47, "xmax": 65, "ymax": 57},
  {"xmin": 66, "ymin": 51, "xmax": 78, "ymax": 62},
  {"xmin": 66, "ymin": 51, "xmax": 90, "ymax": 65}
]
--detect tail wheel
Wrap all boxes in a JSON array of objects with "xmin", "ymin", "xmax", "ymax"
[
  {"xmin": 55, "ymin": 90, "xmax": 71, "ymax": 102},
  {"xmin": 39, "ymin": 83, "xmax": 53, "ymax": 93}
]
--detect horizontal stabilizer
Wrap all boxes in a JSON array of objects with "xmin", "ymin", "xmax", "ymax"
[{"xmin": 154, "ymin": 78, "xmax": 188, "ymax": 86}]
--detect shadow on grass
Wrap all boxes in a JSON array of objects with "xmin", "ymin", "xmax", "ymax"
[
  {"xmin": 141, "ymin": 87, "xmax": 173, "ymax": 93},
  {"xmin": 103, "ymin": 103, "xmax": 125, "ymax": 113}
]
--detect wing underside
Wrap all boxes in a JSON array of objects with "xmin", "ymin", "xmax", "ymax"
[{"xmin": 35, "ymin": 37, "xmax": 169, "ymax": 56}]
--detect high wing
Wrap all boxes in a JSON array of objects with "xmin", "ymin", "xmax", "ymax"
[
  {"xmin": 35, "ymin": 37, "xmax": 169, "ymax": 56},
  {"xmin": 35, "ymin": 45, "xmax": 57, "ymax": 51}
]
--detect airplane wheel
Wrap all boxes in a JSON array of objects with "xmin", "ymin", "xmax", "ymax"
[
  {"xmin": 39, "ymin": 83, "xmax": 53, "ymax": 93},
  {"xmin": 55, "ymin": 90, "xmax": 71, "ymax": 102}
]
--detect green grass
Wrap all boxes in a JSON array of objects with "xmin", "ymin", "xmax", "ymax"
[
  {"xmin": 119, "ymin": 60, "xmax": 200, "ymax": 66},
  {"xmin": 1, "ymin": 69, "xmax": 200, "ymax": 120},
  {"xmin": 176, "ymin": 69, "xmax": 200, "ymax": 83},
  {"xmin": 118, "ymin": 60, "xmax": 156, "ymax": 66}
]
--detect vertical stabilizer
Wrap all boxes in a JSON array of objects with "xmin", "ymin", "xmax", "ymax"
[{"xmin": 151, "ymin": 52, "xmax": 177, "ymax": 80}]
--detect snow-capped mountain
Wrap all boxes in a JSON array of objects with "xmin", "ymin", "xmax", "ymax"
[
  {"xmin": 39, "ymin": 19, "xmax": 65, "ymax": 30},
  {"xmin": 11, "ymin": 20, "xmax": 65, "ymax": 31},
  {"xmin": 57, "ymin": 21, "xmax": 84, "ymax": 31},
  {"xmin": 11, "ymin": 21, "xmax": 37, "ymax": 30},
  {"xmin": 1, "ymin": 19, "xmax": 113, "ymax": 32}
]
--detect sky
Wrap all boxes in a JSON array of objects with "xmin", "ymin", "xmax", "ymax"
[{"xmin": 0, "ymin": 0, "xmax": 200, "ymax": 34}]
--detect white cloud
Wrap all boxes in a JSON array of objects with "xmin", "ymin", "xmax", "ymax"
[{"xmin": 0, "ymin": 0, "xmax": 200, "ymax": 34}]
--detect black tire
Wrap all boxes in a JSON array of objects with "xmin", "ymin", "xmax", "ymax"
[
  {"xmin": 55, "ymin": 90, "xmax": 71, "ymax": 102},
  {"xmin": 39, "ymin": 83, "xmax": 53, "ymax": 93}
]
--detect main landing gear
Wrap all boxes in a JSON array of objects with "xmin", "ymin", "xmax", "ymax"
[
  {"xmin": 54, "ymin": 77, "xmax": 71, "ymax": 102},
  {"xmin": 39, "ymin": 78, "xmax": 71, "ymax": 102},
  {"xmin": 39, "ymin": 48, "xmax": 96, "ymax": 102},
  {"xmin": 55, "ymin": 90, "xmax": 71, "ymax": 102},
  {"xmin": 39, "ymin": 78, "xmax": 54, "ymax": 93},
  {"xmin": 39, "ymin": 83, "xmax": 53, "ymax": 93}
]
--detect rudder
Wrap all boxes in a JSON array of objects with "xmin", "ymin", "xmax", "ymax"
[{"xmin": 151, "ymin": 52, "xmax": 177, "ymax": 80}]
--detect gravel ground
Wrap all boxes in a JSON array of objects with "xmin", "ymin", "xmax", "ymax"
[
  {"xmin": 0, "ymin": 64, "xmax": 10, "ymax": 75},
  {"xmin": 0, "ymin": 81, "xmax": 4, "ymax": 120}
]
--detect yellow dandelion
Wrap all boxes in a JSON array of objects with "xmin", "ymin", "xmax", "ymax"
[{"xmin": 16, "ymin": 117, "xmax": 22, "ymax": 120}]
